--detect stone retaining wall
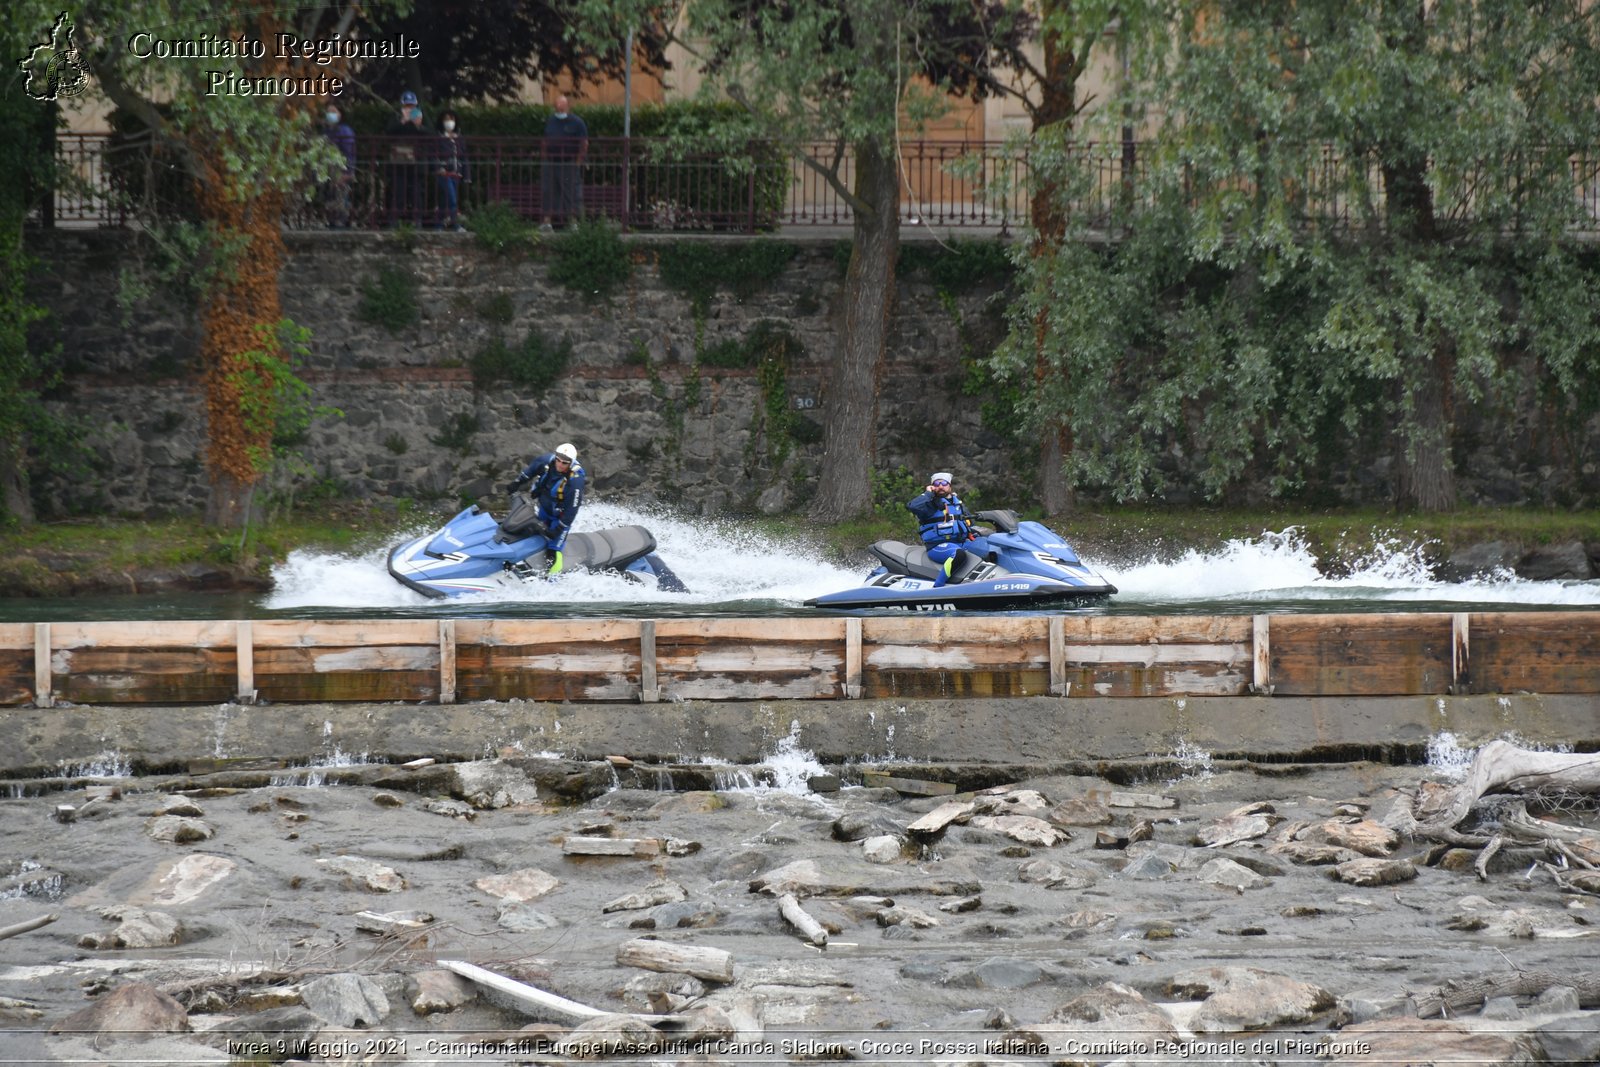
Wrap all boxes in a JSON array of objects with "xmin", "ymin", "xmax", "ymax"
[{"xmin": 25, "ymin": 229, "xmax": 1600, "ymax": 520}]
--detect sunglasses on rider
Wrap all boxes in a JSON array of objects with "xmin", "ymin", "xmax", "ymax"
[{"xmin": 932, "ymin": 479, "xmax": 950, "ymax": 486}]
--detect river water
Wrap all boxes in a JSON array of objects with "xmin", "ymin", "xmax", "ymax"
[{"xmin": 2, "ymin": 501, "xmax": 1597, "ymax": 622}]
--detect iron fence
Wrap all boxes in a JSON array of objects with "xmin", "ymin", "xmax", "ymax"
[{"xmin": 46, "ymin": 132, "xmax": 1600, "ymax": 235}]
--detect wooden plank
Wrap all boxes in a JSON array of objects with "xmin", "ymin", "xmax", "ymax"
[
  {"xmin": 250, "ymin": 620, "xmax": 441, "ymax": 647},
  {"xmin": 45, "ymin": 620, "xmax": 238, "ymax": 648},
  {"xmin": 655, "ymin": 618, "xmax": 846, "ymax": 642},
  {"xmin": 456, "ymin": 618, "xmax": 641, "ymax": 646},
  {"xmin": 640, "ymin": 620, "xmax": 658, "ymax": 703},
  {"xmin": 0, "ymin": 624, "xmax": 34, "ymax": 651},
  {"xmin": 34, "ymin": 624, "xmax": 52, "ymax": 709},
  {"xmin": 865, "ymin": 641, "xmax": 1050, "ymax": 671},
  {"xmin": 1060, "ymin": 643, "xmax": 1247, "ymax": 666},
  {"xmin": 862, "ymin": 669, "xmax": 1052, "ymax": 700},
  {"xmin": 1467, "ymin": 612, "xmax": 1600, "ymax": 694},
  {"xmin": 845, "ymin": 617, "xmax": 862, "ymax": 699},
  {"xmin": 236, "ymin": 621, "xmax": 254, "ymax": 704},
  {"xmin": 1451, "ymin": 613, "xmax": 1468, "ymax": 694},
  {"xmin": 563, "ymin": 837, "xmax": 662, "ymax": 857},
  {"xmin": 0, "ymin": 649, "xmax": 34, "ymax": 705},
  {"xmin": 1269, "ymin": 614, "xmax": 1453, "ymax": 696},
  {"xmin": 438, "ymin": 620, "xmax": 456, "ymax": 705},
  {"xmin": 1049, "ymin": 616, "xmax": 1067, "ymax": 696},
  {"xmin": 865, "ymin": 616, "xmax": 1049, "ymax": 645},
  {"xmin": 1057, "ymin": 665, "xmax": 1248, "ymax": 698},
  {"xmin": 455, "ymin": 640, "xmax": 640, "ymax": 703},
  {"xmin": 1057, "ymin": 615, "xmax": 1254, "ymax": 644},
  {"xmin": 1253, "ymin": 614, "xmax": 1271, "ymax": 694}
]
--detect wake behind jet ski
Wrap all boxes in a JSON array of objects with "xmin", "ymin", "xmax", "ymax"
[
  {"xmin": 387, "ymin": 489, "xmax": 687, "ymax": 599},
  {"xmin": 805, "ymin": 509, "xmax": 1115, "ymax": 612}
]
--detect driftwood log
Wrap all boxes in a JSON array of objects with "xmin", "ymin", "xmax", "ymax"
[
  {"xmin": 0, "ymin": 912, "xmax": 58, "ymax": 942},
  {"xmin": 615, "ymin": 938, "xmax": 734, "ymax": 983},
  {"xmin": 777, "ymin": 893, "xmax": 828, "ymax": 947},
  {"xmin": 1415, "ymin": 970, "xmax": 1600, "ymax": 1018},
  {"xmin": 1398, "ymin": 741, "xmax": 1600, "ymax": 887}
]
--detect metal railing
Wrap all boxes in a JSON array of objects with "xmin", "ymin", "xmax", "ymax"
[{"xmin": 45, "ymin": 132, "xmax": 1600, "ymax": 235}]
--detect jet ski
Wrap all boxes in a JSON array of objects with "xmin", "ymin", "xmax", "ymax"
[
  {"xmin": 806, "ymin": 509, "xmax": 1115, "ymax": 612},
  {"xmin": 387, "ymin": 490, "xmax": 687, "ymax": 599}
]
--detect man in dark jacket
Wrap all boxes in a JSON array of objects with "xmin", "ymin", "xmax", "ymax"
[
  {"xmin": 384, "ymin": 90, "xmax": 429, "ymax": 225},
  {"xmin": 540, "ymin": 94, "xmax": 588, "ymax": 230},
  {"xmin": 320, "ymin": 103, "xmax": 356, "ymax": 227},
  {"xmin": 906, "ymin": 471, "xmax": 974, "ymax": 587},
  {"xmin": 505, "ymin": 442, "xmax": 586, "ymax": 575}
]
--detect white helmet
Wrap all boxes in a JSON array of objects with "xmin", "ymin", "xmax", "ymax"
[{"xmin": 555, "ymin": 443, "xmax": 578, "ymax": 463}]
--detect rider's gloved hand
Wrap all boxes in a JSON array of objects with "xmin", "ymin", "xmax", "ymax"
[{"xmin": 503, "ymin": 480, "xmax": 523, "ymax": 495}]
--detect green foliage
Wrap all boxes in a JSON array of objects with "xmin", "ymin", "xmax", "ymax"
[
  {"xmin": 428, "ymin": 412, "xmax": 482, "ymax": 454},
  {"xmin": 470, "ymin": 329, "xmax": 573, "ymax": 390},
  {"xmin": 998, "ymin": 0, "xmax": 1600, "ymax": 509},
  {"xmin": 898, "ymin": 239, "xmax": 1016, "ymax": 294},
  {"xmin": 228, "ymin": 319, "xmax": 340, "ymax": 478},
  {"xmin": 117, "ymin": 221, "xmax": 251, "ymax": 321},
  {"xmin": 358, "ymin": 266, "xmax": 420, "ymax": 332},
  {"xmin": 658, "ymin": 240, "xmax": 797, "ymax": 315},
  {"xmin": 477, "ymin": 291, "xmax": 516, "ymax": 325},
  {"xmin": 871, "ymin": 465, "xmax": 926, "ymax": 520},
  {"xmin": 466, "ymin": 200, "xmax": 538, "ymax": 256},
  {"xmin": 547, "ymin": 218, "xmax": 633, "ymax": 299},
  {"xmin": 383, "ymin": 433, "xmax": 409, "ymax": 455}
]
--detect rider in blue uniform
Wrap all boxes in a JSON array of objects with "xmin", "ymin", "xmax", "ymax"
[
  {"xmin": 505, "ymin": 442, "xmax": 585, "ymax": 576},
  {"xmin": 906, "ymin": 471, "xmax": 974, "ymax": 587}
]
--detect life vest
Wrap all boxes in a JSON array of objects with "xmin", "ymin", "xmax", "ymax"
[{"xmin": 918, "ymin": 495, "xmax": 970, "ymax": 544}]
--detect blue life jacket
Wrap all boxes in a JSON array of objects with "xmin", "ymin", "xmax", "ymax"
[
  {"xmin": 907, "ymin": 490, "xmax": 971, "ymax": 546},
  {"xmin": 516, "ymin": 452, "xmax": 586, "ymax": 530}
]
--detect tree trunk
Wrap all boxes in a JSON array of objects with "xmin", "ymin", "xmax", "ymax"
[
  {"xmin": 1030, "ymin": 8, "xmax": 1081, "ymax": 517},
  {"xmin": 0, "ymin": 437, "xmax": 33, "ymax": 526},
  {"xmin": 1394, "ymin": 354, "xmax": 1456, "ymax": 511},
  {"xmin": 195, "ymin": 171, "xmax": 285, "ymax": 529},
  {"xmin": 813, "ymin": 139, "xmax": 899, "ymax": 521}
]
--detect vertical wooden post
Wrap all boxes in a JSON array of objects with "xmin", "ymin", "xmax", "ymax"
[
  {"xmin": 33, "ymin": 623, "xmax": 53, "ymax": 709},
  {"xmin": 844, "ymin": 618, "xmax": 862, "ymax": 699},
  {"xmin": 639, "ymin": 620, "xmax": 659, "ymax": 703},
  {"xmin": 439, "ymin": 619, "xmax": 456, "ymax": 705},
  {"xmin": 1048, "ymin": 616, "xmax": 1067, "ymax": 697},
  {"xmin": 235, "ymin": 620, "xmax": 255, "ymax": 705},
  {"xmin": 1451, "ymin": 613, "xmax": 1469, "ymax": 694},
  {"xmin": 1251, "ymin": 614, "xmax": 1272, "ymax": 695}
]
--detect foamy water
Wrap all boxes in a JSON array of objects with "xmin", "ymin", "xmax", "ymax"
[
  {"xmin": 1103, "ymin": 527, "xmax": 1600, "ymax": 609},
  {"xmin": 267, "ymin": 507, "xmax": 1600, "ymax": 613}
]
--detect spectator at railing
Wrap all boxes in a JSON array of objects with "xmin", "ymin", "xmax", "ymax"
[
  {"xmin": 541, "ymin": 94, "xmax": 587, "ymax": 231},
  {"xmin": 319, "ymin": 102, "xmax": 356, "ymax": 228},
  {"xmin": 384, "ymin": 90, "xmax": 429, "ymax": 226},
  {"xmin": 434, "ymin": 110, "xmax": 469, "ymax": 231}
]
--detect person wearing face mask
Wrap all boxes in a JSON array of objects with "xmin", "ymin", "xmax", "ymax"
[
  {"xmin": 433, "ymin": 110, "xmax": 468, "ymax": 231},
  {"xmin": 319, "ymin": 102, "xmax": 356, "ymax": 227},
  {"xmin": 384, "ymin": 90, "xmax": 428, "ymax": 225},
  {"xmin": 540, "ymin": 94, "xmax": 588, "ymax": 231},
  {"xmin": 907, "ymin": 471, "xmax": 977, "ymax": 588}
]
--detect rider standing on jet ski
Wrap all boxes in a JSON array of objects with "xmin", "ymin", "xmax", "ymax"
[
  {"xmin": 504, "ymin": 442, "xmax": 585, "ymax": 576},
  {"xmin": 906, "ymin": 471, "xmax": 975, "ymax": 588}
]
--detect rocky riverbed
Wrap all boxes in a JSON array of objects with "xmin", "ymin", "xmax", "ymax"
[{"xmin": 2, "ymin": 753, "xmax": 1597, "ymax": 1066}]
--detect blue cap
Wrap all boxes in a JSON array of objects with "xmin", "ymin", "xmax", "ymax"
[{"xmin": 400, "ymin": 91, "xmax": 418, "ymax": 105}]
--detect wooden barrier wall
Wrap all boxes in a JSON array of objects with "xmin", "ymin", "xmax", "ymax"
[{"xmin": 0, "ymin": 612, "xmax": 1596, "ymax": 707}]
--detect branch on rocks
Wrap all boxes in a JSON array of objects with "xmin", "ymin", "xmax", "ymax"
[
  {"xmin": 1413, "ymin": 970, "xmax": 1600, "ymax": 1019},
  {"xmin": 1413, "ymin": 741, "xmax": 1600, "ymax": 837},
  {"xmin": 0, "ymin": 912, "xmax": 58, "ymax": 941}
]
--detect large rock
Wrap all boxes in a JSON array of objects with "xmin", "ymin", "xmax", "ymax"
[
  {"xmin": 1170, "ymin": 966, "xmax": 1335, "ymax": 1033},
  {"xmin": 475, "ymin": 867, "xmax": 559, "ymax": 902},
  {"xmin": 318, "ymin": 855, "xmax": 406, "ymax": 892},
  {"xmin": 1534, "ymin": 1010, "xmax": 1600, "ymax": 1064},
  {"xmin": 79, "ymin": 907, "xmax": 182, "ymax": 949},
  {"xmin": 749, "ymin": 858, "xmax": 980, "ymax": 899},
  {"xmin": 452, "ymin": 757, "xmax": 617, "ymax": 809},
  {"xmin": 1517, "ymin": 541, "xmax": 1594, "ymax": 580},
  {"xmin": 1328, "ymin": 1019, "xmax": 1541, "ymax": 1064},
  {"xmin": 412, "ymin": 970, "xmax": 476, "ymax": 1016},
  {"xmin": 145, "ymin": 815, "xmax": 215, "ymax": 844},
  {"xmin": 50, "ymin": 982, "xmax": 189, "ymax": 1035},
  {"xmin": 1331, "ymin": 857, "xmax": 1417, "ymax": 886},
  {"xmin": 1296, "ymin": 818, "xmax": 1399, "ymax": 857},
  {"xmin": 299, "ymin": 972, "xmax": 390, "ymax": 1028}
]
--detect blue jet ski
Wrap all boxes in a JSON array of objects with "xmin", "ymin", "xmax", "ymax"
[
  {"xmin": 806, "ymin": 509, "xmax": 1115, "ymax": 612},
  {"xmin": 387, "ymin": 490, "xmax": 687, "ymax": 599}
]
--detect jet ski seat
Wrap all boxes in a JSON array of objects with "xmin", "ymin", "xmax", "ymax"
[
  {"xmin": 549, "ymin": 525, "xmax": 658, "ymax": 571},
  {"xmin": 869, "ymin": 540, "xmax": 985, "ymax": 584}
]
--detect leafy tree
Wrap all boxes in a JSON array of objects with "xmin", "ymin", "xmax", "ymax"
[
  {"xmin": 351, "ymin": 0, "xmax": 669, "ymax": 104},
  {"xmin": 73, "ymin": 0, "xmax": 389, "ymax": 527},
  {"xmin": 576, "ymin": 0, "xmax": 1025, "ymax": 519},
  {"xmin": 996, "ymin": 0, "xmax": 1600, "ymax": 510},
  {"xmin": 1, "ymin": 3, "xmax": 71, "ymax": 526}
]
